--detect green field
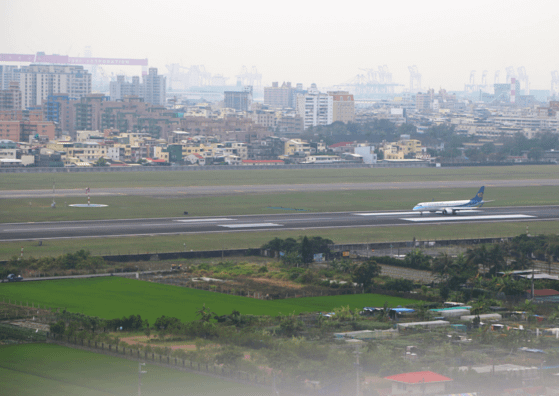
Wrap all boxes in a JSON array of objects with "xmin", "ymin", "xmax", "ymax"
[
  {"xmin": 3, "ymin": 165, "xmax": 559, "ymax": 190},
  {"xmin": 0, "ymin": 277, "xmax": 418, "ymax": 323},
  {"xmin": 1, "ymin": 185, "xmax": 557, "ymax": 223},
  {"xmin": 0, "ymin": 343, "xmax": 271, "ymax": 396}
]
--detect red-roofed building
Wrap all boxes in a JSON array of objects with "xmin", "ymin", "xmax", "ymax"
[
  {"xmin": 328, "ymin": 141, "xmax": 356, "ymax": 154},
  {"xmin": 185, "ymin": 153, "xmax": 205, "ymax": 165},
  {"xmin": 526, "ymin": 289, "xmax": 559, "ymax": 297},
  {"xmin": 526, "ymin": 288, "xmax": 559, "ymax": 303},
  {"xmin": 145, "ymin": 157, "xmax": 168, "ymax": 166},
  {"xmin": 242, "ymin": 159, "xmax": 284, "ymax": 166},
  {"xmin": 384, "ymin": 371, "xmax": 453, "ymax": 395}
]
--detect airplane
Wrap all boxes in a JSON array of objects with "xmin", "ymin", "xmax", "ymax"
[{"xmin": 413, "ymin": 186, "xmax": 488, "ymax": 215}]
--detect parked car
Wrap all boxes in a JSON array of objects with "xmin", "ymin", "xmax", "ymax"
[{"xmin": 7, "ymin": 274, "xmax": 23, "ymax": 282}]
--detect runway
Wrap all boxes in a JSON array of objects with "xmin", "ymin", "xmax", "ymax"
[{"xmin": 1, "ymin": 206, "xmax": 557, "ymax": 241}]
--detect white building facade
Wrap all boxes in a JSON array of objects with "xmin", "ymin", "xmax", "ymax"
[
  {"xmin": 143, "ymin": 68, "xmax": 166, "ymax": 106},
  {"xmin": 16, "ymin": 64, "xmax": 91, "ymax": 109},
  {"xmin": 296, "ymin": 87, "xmax": 333, "ymax": 129}
]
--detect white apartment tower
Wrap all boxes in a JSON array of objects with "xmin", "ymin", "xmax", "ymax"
[
  {"xmin": 296, "ymin": 85, "xmax": 333, "ymax": 129},
  {"xmin": 16, "ymin": 64, "xmax": 91, "ymax": 109},
  {"xmin": 143, "ymin": 68, "xmax": 166, "ymax": 106}
]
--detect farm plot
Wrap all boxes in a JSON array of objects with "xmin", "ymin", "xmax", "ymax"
[{"xmin": 0, "ymin": 277, "xmax": 419, "ymax": 323}]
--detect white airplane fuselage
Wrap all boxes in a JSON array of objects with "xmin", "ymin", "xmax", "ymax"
[{"xmin": 412, "ymin": 187, "xmax": 486, "ymax": 215}]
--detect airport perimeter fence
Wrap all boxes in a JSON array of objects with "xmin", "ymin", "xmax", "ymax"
[
  {"xmin": 0, "ymin": 161, "xmax": 430, "ymax": 174},
  {"xmin": 45, "ymin": 333, "xmax": 306, "ymax": 395},
  {"xmin": 329, "ymin": 237, "xmax": 512, "ymax": 255}
]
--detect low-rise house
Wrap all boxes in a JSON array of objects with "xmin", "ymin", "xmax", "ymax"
[
  {"xmin": 383, "ymin": 371, "xmax": 453, "ymax": 395},
  {"xmin": 241, "ymin": 159, "xmax": 284, "ymax": 166},
  {"xmin": 397, "ymin": 320, "xmax": 450, "ymax": 331}
]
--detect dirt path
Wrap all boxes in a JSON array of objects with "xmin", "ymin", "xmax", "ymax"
[{"xmin": 119, "ymin": 335, "xmax": 197, "ymax": 350}]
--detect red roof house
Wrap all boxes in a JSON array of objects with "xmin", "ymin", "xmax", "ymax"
[
  {"xmin": 526, "ymin": 289, "xmax": 559, "ymax": 297},
  {"xmin": 384, "ymin": 371, "xmax": 453, "ymax": 395}
]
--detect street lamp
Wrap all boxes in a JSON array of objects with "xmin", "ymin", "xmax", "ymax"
[{"xmin": 138, "ymin": 362, "xmax": 147, "ymax": 396}]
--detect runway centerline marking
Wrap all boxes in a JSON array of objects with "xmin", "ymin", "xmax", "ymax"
[
  {"xmin": 355, "ymin": 212, "xmax": 417, "ymax": 216},
  {"xmin": 219, "ymin": 223, "xmax": 282, "ymax": 228},
  {"xmin": 403, "ymin": 214, "xmax": 535, "ymax": 222}
]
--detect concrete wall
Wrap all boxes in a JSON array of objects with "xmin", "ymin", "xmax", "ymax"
[{"xmin": 0, "ymin": 161, "xmax": 430, "ymax": 173}]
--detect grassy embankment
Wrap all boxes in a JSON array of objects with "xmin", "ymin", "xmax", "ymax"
[
  {"xmin": 3, "ymin": 164, "xmax": 559, "ymax": 190},
  {"xmin": 0, "ymin": 343, "xmax": 272, "ymax": 396},
  {"xmin": 0, "ymin": 277, "xmax": 418, "ymax": 323}
]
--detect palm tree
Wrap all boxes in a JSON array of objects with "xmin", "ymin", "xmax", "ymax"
[
  {"xmin": 466, "ymin": 245, "xmax": 490, "ymax": 277},
  {"xmin": 431, "ymin": 252, "xmax": 454, "ymax": 282},
  {"xmin": 488, "ymin": 244, "xmax": 506, "ymax": 276},
  {"xmin": 196, "ymin": 304, "xmax": 215, "ymax": 323}
]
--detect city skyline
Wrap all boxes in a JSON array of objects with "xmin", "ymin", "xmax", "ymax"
[{"xmin": 2, "ymin": 0, "xmax": 559, "ymax": 91}]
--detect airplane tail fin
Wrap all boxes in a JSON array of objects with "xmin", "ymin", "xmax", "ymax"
[{"xmin": 470, "ymin": 186, "xmax": 484, "ymax": 203}]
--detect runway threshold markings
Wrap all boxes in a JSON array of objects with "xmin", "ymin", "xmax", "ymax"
[
  {"xmin": 403, "ymin": 214, "xmax": 535, "ymax": 222},
  {"xmin": 219, "ymin": 223, "xmax": 282, "ymax": 228}
]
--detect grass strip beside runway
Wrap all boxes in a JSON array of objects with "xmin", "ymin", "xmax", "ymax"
[
  {"xmin": 0, "ymin": 220, "xmax": 555, "ymax": 261},
  {"xmin": 1, "ymin": 186, "xmax": 557, "ymax": 223},
  {"xmin": 3, "ymin": 165, "xmax": 559, "ymax": 190}
]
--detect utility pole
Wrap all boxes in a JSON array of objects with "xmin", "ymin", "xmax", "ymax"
[
  {"xmin": 138, "ymin": 362, "xmax": 147, "ymax": 396},
  {"xmin": 354, "ymin": 346, "xmax": 362, "ymax": 396}
]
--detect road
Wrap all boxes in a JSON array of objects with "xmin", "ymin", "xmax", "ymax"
[
  {"xmin": 1, "ymin": 178, "xmax": 559, "ymax": 199},
  {"xmin": 1, "ymin": 206, "xmax": 557, "ymax": 241}
]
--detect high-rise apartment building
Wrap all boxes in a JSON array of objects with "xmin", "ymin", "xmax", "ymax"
[
  {"xmin": 110, "ymin": 75, "xmax": 142, "ymax": 101},
  {"xmin": 0, "ymin": 82, "xmax": 22, "ymax": 111},
  {"xmin": 15, "ymin": 64, "xmax": 91, "ymax": 109},
  {"xmin": 143, "ymin": 68, "xmax": 166, "ymax": 106},
  {"xmin": 264, "ymin": 82, "xmax": 296, "ymax": 108},
  {"xmin": 224, "ymin": 86, "xmax": 253, "ymax": 111},
  {"xmin": 328, "ymin": 91, "xmax": 355, "ymax": 123},
  {"xmin": 296, "ymin": 86, "xmax": 333, "ymax": 129},
  {"xmin": 415, "ymin": 93, "xmax": 431, "ymax": 112},
  {"xmin": 0, "ymin": 65, "xmax": 18, "ymax": 90},
  {"xmin": 43, "ymin": 94, "xmax": 76, "ymax": 137},
  {"xmin": 74, "ymin": 94, "xmax": 110, "ymax": 131}
]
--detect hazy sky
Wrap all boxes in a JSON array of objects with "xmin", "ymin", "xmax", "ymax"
[{"xmin": 2, "ymin": 0, "xmax": 559, "ymax": 91}]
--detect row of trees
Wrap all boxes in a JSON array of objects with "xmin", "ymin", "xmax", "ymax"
[
  {"xmin": 1, "ymin": 250, "xmax": 105, "ymax": 278},
  {"xmin": 261, "ymin": 236, "xmax": 333, "ymax": 267}
]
